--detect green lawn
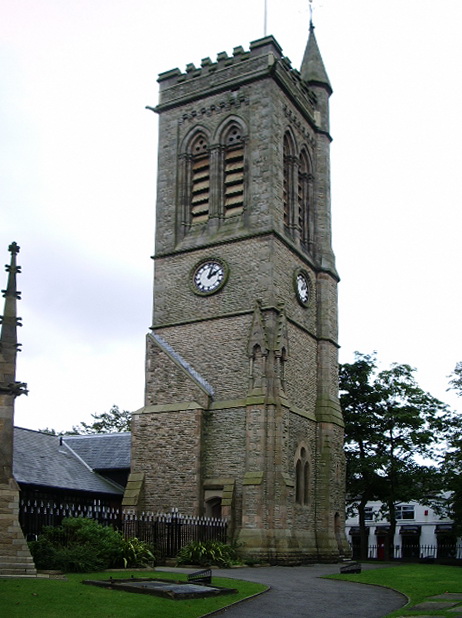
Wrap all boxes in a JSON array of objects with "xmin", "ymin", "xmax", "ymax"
[
  {"xmin": 328, "ymin": 563, "xmax": 462, "ymax": 617},
  {"xmin": 0, "ymin": 570, "xmax": 268, "ymax": 618}
]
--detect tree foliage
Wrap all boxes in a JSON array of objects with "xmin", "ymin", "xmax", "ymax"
[
  {"xmin": 71, "ymin": 404, "xmax": 131, "ymax": 434},
  {"xmin": 39, "ymin": 405, "xmax": 131, "ymax": 436},
  {"xmin": 448, "ymin": 361, "xmax": 462, "ymax": 398},
  {"xmin": 340, "ymin": 353, "xmax": 449, "ymax": 558},
  {"xmin": 441, "ymin": 362, "xmax": 462, "ymax": 535}
]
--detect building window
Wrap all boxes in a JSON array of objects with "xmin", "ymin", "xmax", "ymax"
[
  {"xmin": 223, "ymin": 125, "xmax": 245, "ymax": 217},
  {"xmin": 364, "ymin": 506, "xmax": 374, "ymax": 521},
  {"xmin": 190, "ymin": 134, "xmax": 210, "ymax": 223},
  {"xmin": 282, "ymin": 132, "xmax": 313, "ymax": 252},
  {"xmin": 283, "ymin": 132, "xmax": 295, "ymax": 236},
  {"xmin": 297, "ymin": 149, "xmax": 311, "ymax": 248},
  {"xmin": 295, "ymin": 446, "xmax": 310, "ymax": 506},
  {"xmin": 395, "ymin": 505, "xmax": 414, "ymax": 520}
]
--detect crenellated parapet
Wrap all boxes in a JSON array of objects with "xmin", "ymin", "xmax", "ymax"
[{"xmin": 154, "ymin": 36, "xmax": 322, "ymax": 131}]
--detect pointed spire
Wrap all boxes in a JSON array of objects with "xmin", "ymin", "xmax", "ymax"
[
  {"xmin": 300, "ymin": 19, "xmax": 332, "ymax": 94},
  {"xmin": 0, "ymin": 242, "xmax": 27, "ymax": 397},
  {"xmin": 1, "ymin": 242, "xmax": 21, "ymax": 349}
]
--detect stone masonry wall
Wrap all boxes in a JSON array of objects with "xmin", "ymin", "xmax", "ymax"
[
  {"xmin": 0, "ymin": 482, "xmax": 36, "ymax": 575},
  {"xmin": 154, "ymin": 315, "xmax": 250, "ymax": 402},
  {"xmin": 130, "ymin": 409, "xmax": 203, "ymax": 514},
  {"xmin": 144, "ymin": 336, "xmax": 211, "ymax": 408},
  {"xmin": 289, "ymin": 412, "xmax": 317, "ymax": 531}
]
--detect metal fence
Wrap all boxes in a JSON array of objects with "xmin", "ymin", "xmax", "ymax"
[
  {"xmin": 123, "ymin": 509, "xmax": 228, "ymax": 559},
  {"xmin": 19, "ymin": 498, "xmax": 122, "ymax": 539},
  {"xmin": 358, "ymin": 544, "xmax": 462, "ymax": 561},
  {"xmin": 19, "ymin": 499, "xmax": 228, "ymax": 559}
]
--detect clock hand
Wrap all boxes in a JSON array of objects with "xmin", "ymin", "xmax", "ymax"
[{"xmin": 207, "ymin": 267, "xmax": 218, "ymax": 279}]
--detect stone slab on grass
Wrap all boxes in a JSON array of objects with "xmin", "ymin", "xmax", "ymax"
[
  {"xmin": 411, "ymin": 601, "xmax": 458, "ymax": 610},
  {"xmin": 429, "ymin": 593, "xmax": 462, "ymax": 600}
]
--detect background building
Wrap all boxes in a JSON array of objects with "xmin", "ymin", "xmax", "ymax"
[{"xmin": 346, "ymin": 500, "xmax": 460, "ymax": 560}]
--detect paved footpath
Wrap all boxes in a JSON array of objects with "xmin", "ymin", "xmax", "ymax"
[{"xmin": 164, "ymin": 563, "xmax": 407, "ymax": 618}]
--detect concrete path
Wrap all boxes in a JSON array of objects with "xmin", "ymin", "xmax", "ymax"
[{"xmin": 163, "ymin": 564, "xmax": 407, "ymax": 618}]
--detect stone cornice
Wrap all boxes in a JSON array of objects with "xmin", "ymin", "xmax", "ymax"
[{"xmin": 153, "ymin": 229, "xmax": 339, "ymax": 282}]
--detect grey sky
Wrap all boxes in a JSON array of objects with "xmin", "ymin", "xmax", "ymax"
[{"xmin": 2, "ymin": 0, "xmax": 461, "ymax": 431}]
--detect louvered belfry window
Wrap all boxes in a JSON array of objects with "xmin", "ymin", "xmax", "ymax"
[
  {"xmin": 190, "ymin": 135, "xmax": 210, "ymax": 223},
  {"xmin": 224, "ymin": 126, "xmax": 244, "ymax": 217},
  {"xmin": 283, "ymin": 134, "xmax": 292, "ymax": 232}
]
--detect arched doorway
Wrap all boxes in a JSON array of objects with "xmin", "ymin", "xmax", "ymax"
[{"xmin": 205, "ymin": 497, "xmax": 222, "ymax": 518}]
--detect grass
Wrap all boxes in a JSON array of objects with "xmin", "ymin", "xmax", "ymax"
[
  {"xmin": 0, "ymin": 569, "xmax": 268, "ymax": 618},
  {"xmin": 328, "ymin": 563, "xmax": 462, "ymax": 617}
]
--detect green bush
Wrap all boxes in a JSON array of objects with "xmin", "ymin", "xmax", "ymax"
[
  {"xmin": 120, "ymin": 536, "xmax": 156, "ymax": 568},
  {"xmin": 28, "ymin": 517, "xmax": 155, "ymax": 572},
  {"xmin": 176, "ymin": 540, "xmax": 240, "ymax": 568}
]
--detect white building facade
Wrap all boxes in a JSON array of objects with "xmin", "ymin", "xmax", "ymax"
[{"xmin": 346, "ymin": 501, "xmax": 461, "ymax": 560}]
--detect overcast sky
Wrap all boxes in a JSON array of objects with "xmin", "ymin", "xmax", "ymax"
[{"xmin": 2, "ymin": 0, "xmax": 461, "ymax": 432}]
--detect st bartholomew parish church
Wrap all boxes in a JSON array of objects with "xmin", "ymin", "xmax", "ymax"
[{"xmin": 123, "ymin": 21, "xmax": 348, "ymax": 563}]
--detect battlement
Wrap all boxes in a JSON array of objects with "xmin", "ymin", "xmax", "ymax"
[
  {"xmin": 158, "ymin": 36, "xmax": 282, "ymax": 83},
  {"xmin": 155, "ymin": 35, "xmax": 318, "ymax": 122}
]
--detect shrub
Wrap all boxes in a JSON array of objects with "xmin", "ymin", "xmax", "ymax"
[
  {"xmin": 28, "ymin": 517, "xmax": 155, "ymax": 572},
  {"xmin": 120, "ymin": 536, "xmax": 156, "ymax": 568},
  {"xmin": 176, "ymin": 540, "xmax": 240, "ymax": 568}
]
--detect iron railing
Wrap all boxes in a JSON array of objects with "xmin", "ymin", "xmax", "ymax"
[
  {"xmin": 19, "ymin": 499, "xmax": 228, "ymax": 558},
  {"xmin": 352, "ymin": 543, "xmax": 462, "ymax": 561}
]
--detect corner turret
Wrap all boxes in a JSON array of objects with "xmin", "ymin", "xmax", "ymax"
[{"xmin": 300, "ymin": 21, "xmax": 332, "ymax": 95}]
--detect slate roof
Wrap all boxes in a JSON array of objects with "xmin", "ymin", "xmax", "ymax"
[
  {"xmin": 13, "ymin": 427, "xmax": 127, "ymax": 495},
  {"xmin": 63, "ymin": 432, "xmax": 131, "ymax": 470}
]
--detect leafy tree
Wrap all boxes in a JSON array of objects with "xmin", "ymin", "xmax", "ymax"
[
  {"xmin": 339, "ymin": 353, "xmax": 382, "ymax": 556},
  {"xmin": 70, "ymin": 405, "xmax": 131, "ymax": 434},
  {"xmin": 448, "ymin": 361, "xmax": 462, "ymax": 397},
  {"xmin": 38, "ymin": 405, "xmax": 131, "ymax": 436},
  {"xmin": 340, "ymin": 353, "xmax": 449, "ymax": 559},
  {"xmin": 441, "ymin": 363, "xmax": 462, "ymax": 535},
  {"xmin": 37, "ymin": 427, "xmax": 60, "ymax": 435}
]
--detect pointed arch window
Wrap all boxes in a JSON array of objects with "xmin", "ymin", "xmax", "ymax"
[
  {"xmin": 295, "ymin": 446, "xmax": 310, "ymax": 506},
  {"xmin": 223, "ymin": 125, "xmax": 245, "ymax": 217},
  {"xmin": 298, "ymin": 149, "xmax": 311, "ymax": 248},
  {"xmin": 283, "ymin": 132, "xmax": 295, "ymax": 236},
  {"xmin": 190, "ymin": 134, "xmax": 210, "ymax": 223}
]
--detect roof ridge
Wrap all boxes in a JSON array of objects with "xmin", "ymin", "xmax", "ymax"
[{"xmin": 63, "ymin": 432, "xmax": 131, "ymax": 440}]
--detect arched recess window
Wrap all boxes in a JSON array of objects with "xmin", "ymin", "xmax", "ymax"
[
  {"xmin": 283, "ymin": 132, "xmax": 296, "ymax": 236},
  {"xmin": 295, "ymin": 459, "xmax": 303, "ymax": 504},
  {"xmin": 295, "ymin": 446, "xmax": 310, "ymax": 506},
  {"xmin": 298, "ymin": 149, "xmax": 311, "ymax": 249},
  {"xmin": 250, "ymin": 343, "xmax": 266, "ymax": 390},
  {"xmin": 205, "ymin": 497, "xmax": 222, "ymax": 518},
  {"xmin": 223, "ymin": 124, "xmax": 245, "ymax": 217},
  {"xmin": 190, "ymin": 133, "xmax": 210, "ymax": 223}
]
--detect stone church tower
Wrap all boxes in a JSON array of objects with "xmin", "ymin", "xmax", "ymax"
[{"xmin": 125, "ymin": 22, "xmax": 348, "ymax": 563}]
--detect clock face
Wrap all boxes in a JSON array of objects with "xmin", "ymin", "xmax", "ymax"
[
  {"xmin": 193, "ymin": 260, "xmax": 226, "ymax": 295},
  {"xmin": 295, "ymin": 271, "xmax": 310, "ymax": 306}
]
